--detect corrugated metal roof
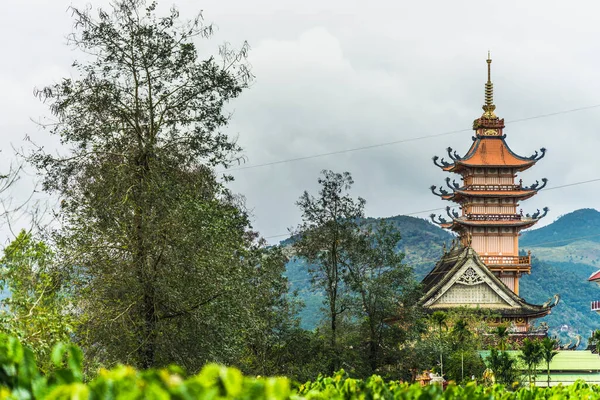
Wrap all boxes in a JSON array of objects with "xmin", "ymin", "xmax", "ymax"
[{"xmin": 479, "ymin": 350, "xmax": 600, "ymax": 371}]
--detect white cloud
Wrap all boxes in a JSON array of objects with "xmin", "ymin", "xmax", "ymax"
[{"xmin": 1, "ymin": 0, "xmax": 600, "ymax": 243}]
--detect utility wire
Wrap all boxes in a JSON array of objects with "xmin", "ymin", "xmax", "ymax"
[
  {"xmin": 223, "ymin": 104, "xmax": 600, "ymax": 173},
  {"xmin": 264, "ymin": 177, "xmax": 600, "ymax": 241}
]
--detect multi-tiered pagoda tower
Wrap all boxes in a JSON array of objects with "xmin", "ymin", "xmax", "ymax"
[{"xmin": 419, "ymin": 55, "xmax": 559, "ymax": 331}]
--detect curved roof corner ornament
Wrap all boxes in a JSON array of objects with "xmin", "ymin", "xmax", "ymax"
[
  {"xmin": 430, "ymin": 213, "xmax": 448, "ymax": 225},
  {"xmin": 528, "ymin": 147, "xmax": 546, "ymax": 161},
  {"xmin": 536, "ymin": 147, "xmax": 547, "ymax": 161},
  {"xmin": 524, "ymin": 178, "xmax": 548, "ymax": 191},
  {"xmin": 447, "ymin": 147, "xmax": 462, "ymax": 161},
  {"xmin": 446, "ymin": 206, "xmax": 459, "ymax": 219},
  {"xmin": 542, "ymin": 293, "xmax": 560, "ymax": 308},
  {"xmin": 445, "ymin": 177, "xmax": 461, "ymax": 190},
  {"xmin": 433, "ymin": 155, "xmax": 452, "ymax": 169},
  {"xmin": 530, "ymin": 206, "xmax": 549, "ymax": 219},
  {"xmin": 430, "ymin": 185, "xmax": 450, "ymax": 197}
]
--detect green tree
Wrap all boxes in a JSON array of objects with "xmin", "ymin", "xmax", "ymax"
[
  {"xmin": 293, "ymin": 170, "xmax": 365, "ymax": 373},
  {"xmin": 238, "ymin": 244, "xmax": 305, "ymax": 377},
  {"xmin": 430, "ymin": 311, "xmax": 447, "ymax": 378},
  {"xmin": 493, "ymin": 325, "xmax": 509, "ymax": 351},
  {"xmin": 451, "ymin": 319, "xmax": 470, "ymax": 382},
  {"xmin": 344, "ymin": 221, "xmax": 421, "ymax": 375},
  {"xmin": 443, "ymin": 310, "xmax": 488, "ymax": 383},
  {"xmin": 590, "ymin": 329, "xmax": 600, "ymax": 349},
  {"xmin": 486, "ymin": 348, "xmax": 519, "ymax": 387},
  {"xmin": 519, "ymin": 338, "xmax": 543, "ymax": 386},
  {"xmin": 539, "ymin": 337, "xmax": 558, "ymax": 388},
  {"xmin": 0, "ymin": 231, "xmax": 73, "ymax": 373},
  {"xmin": 28, "ymin": 0, "xmax": 283, "ymax": 370}
]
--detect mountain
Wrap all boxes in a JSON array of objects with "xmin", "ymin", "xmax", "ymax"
[
  {"xmin": 521, "ymin": 208, "xmax": 600, "ymax": 248},
  {"xmin": 285, "ymin": 209, "xmax": 600, "ymax": 343}
]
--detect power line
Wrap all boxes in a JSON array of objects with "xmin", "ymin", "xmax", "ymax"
[
  {"xmin": 223, "ymin": 103, "xmax": 600, "ymax": 173},
  {"xmin": 264, "ymin": 176, "xmax": 600, "ymax": 241}
]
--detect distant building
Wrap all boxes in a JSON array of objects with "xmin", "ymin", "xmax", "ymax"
[
  {"xmin": 588, "ymin": 271, "xmax": 600, "ymax": 312},
  {"xmin": 480, "ymin": 350, "xmax": 600, "ymax": 387},
  {"xmin": 422, "ymin": 54, "xmax": 559, "ymax": 332}
]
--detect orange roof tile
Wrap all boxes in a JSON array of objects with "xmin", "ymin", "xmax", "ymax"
[
  {"xmin": 444, "ymin": 138, "xmax": 535, "ymax": 172},
  {"xmin": 451, "ymin": 190, "xmax": 536, "ymax": 197},
  {"xmin": 441, "ymin": 218, "xmax": 538, "ymax": 230}
]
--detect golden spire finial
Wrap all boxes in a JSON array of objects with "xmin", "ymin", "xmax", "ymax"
[
  {"xmin": 487, "ymin": 51, "xmax": 491, "ymax": 82},
  {"xmin": 482, "ymin": 51, "xmax": 497, "ymax": 118}
]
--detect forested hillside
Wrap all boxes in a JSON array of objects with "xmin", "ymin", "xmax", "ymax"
[{"xmin": 287, "ymin": 209, "xmax": 600, "ymax": 343}]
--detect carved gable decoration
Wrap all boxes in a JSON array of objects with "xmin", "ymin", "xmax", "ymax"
[
  {"xmin": 424, "ymin": 257, "xmax": 518, "ymax": 309},
  {"xmin": 457, "ymin": 267, "xmax": 483, "ymax": 285}
]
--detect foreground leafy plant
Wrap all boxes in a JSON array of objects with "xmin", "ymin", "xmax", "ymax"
[{"xmin": 3, "ymin": 335, "xmax": 600, "ymax": 399}]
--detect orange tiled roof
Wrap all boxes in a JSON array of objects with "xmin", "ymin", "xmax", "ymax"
[
  {"xmin": 445, "ymin": 138, "xmax": 535, "ymax": 171},
  {"xmin": 442, "ymin": 190, "xmax": 537, "ymax": 203},
  {"xmin": 440, "ymin": 218, "xmax": 538, "ymax": 229},
  {"xmin": 448, "ymin": 190, "xmax": 536, "ymax": 197}
]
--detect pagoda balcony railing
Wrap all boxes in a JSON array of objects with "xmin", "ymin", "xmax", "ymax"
[
  {"xmin": 592, "ymin": 301, "xmax": 600, "ymax": 312},
  {"xmin": 480, "ymin": 254, "xmax": 531, "ymax": 267},
  {"xmin": 466, "ymin": 214, "xmax": 521, "ymax": 221},
  {"xmin": 465, "ymin": 184, "xmax": 521, "ymax": 191}
]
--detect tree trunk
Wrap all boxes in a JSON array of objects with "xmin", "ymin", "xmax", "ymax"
[
  {"xmin": 328, "ymin": 236, "xmax": 339, "ymax": 374},
  {"xmin": 134, "ymin": 151, "xmax": 157, "ymax": 369},
  {"xmin": 369, "ymin": 338, "xmax": 378, "ymax": 373},
  {"xmin": 330, "ymin": 302, "xmax": 337, "ymax": 374}
]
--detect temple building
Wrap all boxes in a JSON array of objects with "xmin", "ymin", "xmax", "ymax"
[
  {"xmin": 588, "ymin": 271, "xmax": 600, "ymax": 313},
  {"xmin": 420, "ymin": 54, "xmax": 559, "ymax": 332}
]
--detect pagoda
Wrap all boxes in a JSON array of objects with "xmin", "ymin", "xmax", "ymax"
[{"xmin": 420, "ymin": 54, "xmax": 559, "ymax": 331}]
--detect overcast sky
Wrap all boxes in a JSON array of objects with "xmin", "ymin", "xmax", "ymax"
[{"xmin": 1, "ymin": 0, "xmax": 600, "ymax": 244}]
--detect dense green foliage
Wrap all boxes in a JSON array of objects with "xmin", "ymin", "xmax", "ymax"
[
  {"xmin": 3, "ymin": 336, "xmax": 600, "ymax": 399},
  {"xmin": 519, "ymin": 339, "xmax": 543, "ymax": 386},
  {"xmin": 0, "ymin": 231, "xmax": 73, "ymax": 374}
]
